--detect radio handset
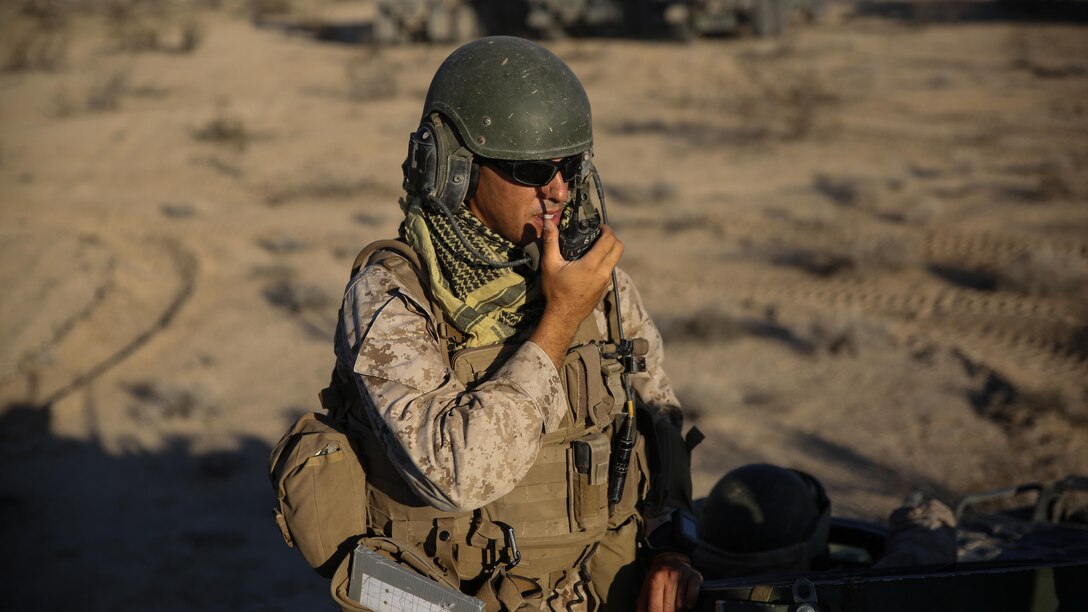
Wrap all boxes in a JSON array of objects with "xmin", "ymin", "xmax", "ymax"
[{"xmin": 558, "ymin": 181, "xmax": 603, "ymax": 261}]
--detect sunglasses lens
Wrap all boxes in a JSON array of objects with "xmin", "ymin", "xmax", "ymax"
[
  {"xmin": 488, "ymin": 155, "xmax": 583, "ymax": 187},
  {"xmin": 512, "ymin": 162, "xmax": 558, "ymax": 186}
]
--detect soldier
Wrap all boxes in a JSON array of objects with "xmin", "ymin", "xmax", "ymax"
[{"xmin": 326, "ymin": 36, "xmax": 701, "ymax": 611}]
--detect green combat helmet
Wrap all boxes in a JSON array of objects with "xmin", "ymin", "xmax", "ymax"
[
  {"xmin": 694, "ymin": 463, "xmax": 832, "ymax": 578},
  {"xmin": 402, "ymin": 36, "xmax": 598, "ymax": 266},
  {"xmin": 423, "ymin": 35, "xmax": 592, "ymax": 161}
]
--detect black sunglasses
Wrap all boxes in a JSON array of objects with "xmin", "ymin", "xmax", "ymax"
[{"xmin": 481, "ymin": 155, "xmax": 583, "ymax": 188}]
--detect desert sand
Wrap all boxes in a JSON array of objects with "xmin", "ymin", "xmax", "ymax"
[{"xmin": 1, "ymin": 0, "xmax": 1085, "ymax": 609}]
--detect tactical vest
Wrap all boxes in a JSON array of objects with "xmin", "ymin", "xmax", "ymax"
[{"xmin": 330, "ymin": 240, "xmax": 647, "ymax": 598}]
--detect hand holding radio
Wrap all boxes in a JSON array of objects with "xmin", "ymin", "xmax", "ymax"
[
  {"xmin": 530, "ymin": 215, "xmax": 623, "ymax": 369},
  {"xmin": 558, "ymin": 200, "xmax": 602, "ymax": 261}
]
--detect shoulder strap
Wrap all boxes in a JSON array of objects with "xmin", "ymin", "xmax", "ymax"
[
  {"xmin": 350, "ymin": 237, "xmax": 416, "ymax": 274},
  {"xmin": 350, "ymin": 238, "xmax": 426, "ymax": 300}
]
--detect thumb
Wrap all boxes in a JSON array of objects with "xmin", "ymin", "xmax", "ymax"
[{"xmin": 540, "ymin": 213, "xmax": 562, "ymax": 264}]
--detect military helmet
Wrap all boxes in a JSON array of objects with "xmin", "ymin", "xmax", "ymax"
[
  {"xmin": 423, "ymin": 36, "xmax": 592, "ymax": 161},
  {"xmin": 694, "ymin": 464, "xmax": 831, "ymax": 578},
  {"xmin": 404, "ymin": 36, "xmax": 593, "ymax": 219}
]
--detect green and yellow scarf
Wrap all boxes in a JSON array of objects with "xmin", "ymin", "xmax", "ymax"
[{"xmin": 399, "ymin": 198, "xmax": 544, "ymax": 350}]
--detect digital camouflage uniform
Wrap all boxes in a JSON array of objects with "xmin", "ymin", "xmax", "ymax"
[{"xmin": 332, "ymin": 260, "xmax": 683, "ymax": 610}]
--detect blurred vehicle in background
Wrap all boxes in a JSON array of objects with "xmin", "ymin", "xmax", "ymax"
[{"xmin": 372, "ymin": 0, "xmax": 826, "ymax": 43}]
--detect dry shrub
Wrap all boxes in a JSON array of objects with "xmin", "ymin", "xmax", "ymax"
[
  {"xmin": 111, "ymin": 21, "xmax": 161, "ymax": 52},
  {"xmin": 812, "ymin": 172, "xmax": 937, "ymax": 226},
  {"xmin": 190, "ymin": 154, "xmax": 244, "ymax": 178},
  {"xmin": 879, "ymin": 196, "xmax": 945, "ymax": 226},
  {"xmin": 909, "ymin": 0, "xmax": 969, "ymax": 25},
  {"xmin": 1035, "ymin": 157, "xmax": 1082, "ymax": 202},
  {"xmin": 178, "ymin": 19, "xmax": 204, "ymax": 53},
  {"xmin": 774, "ymin": 73, "xmax": 839, "ymax": 141},
  {"xmin": 345, "ymin": 54, "xmax": 398, "ymax": 101},
  {"xmin": 160, "ymin": 201, "xmax": 198, "ymax": 218},
  {"xmin": 19, "ymin": 0, "xmax": 69, "ymax": 24},
  {"xmin": 249, "ymin": 0, "xmax": 294, "ymax": 19},
  {"xmin": 957, "ymin": 350, "xmax": 1088, "ymax": 440},
  {"xmin": 850, "ymin": 230, "xmax": 925, "ymax": 273},
  {"xmin": 4, "ymin": 6, "xmax": 69, "ymax": 72},
  {"xmin": 51, "ymin": 86, "xmax": 77, "ymax": 117},
  {"xmin": 605, "ymin": 181, "xmax": 678, "ymax": 206},
  {"xmin": 263, "ymin": 280, "xmax": 332, "ymax": 313},
  {"xmin": 105, "ymin": 0, "xmax": 205, "ymax": 54},
  {"xmin": 85, "ymin": 69, "xmax": 130, "ymax": 111},
  {"xmin": 264, "ymin": 174, "xmax": 378, "ymax": 206},
  {"xmin": 353, "ymin": 211, "xmax": 388, "ymax": 226},
  {"xmin": 192, "ymin": 102, "xmax": 251, "ymax": 151},
  {"xmin": 105, "ymin": 0, "xmax": 161, "ymax": 51},
  {"xmin": 662, "ymin": 305, "xmax": 892, "ymax": 357},
  {"xmin": 257, "ymin": 233, "xmax": 312, "ymax": 254},
  {"xmin": 770, "ymin": 246, "xmax": 854, "ymax": 277},
  {"xmin": 124, "ymin": 380, "xmax": 219, "ymax": 424},
  {"xmin": 609, "ymin": 118, "xmax": 767, "ymax": 147},
  {"xmin": 812, "ymin": 173, "xmax": 884, "ymax": 208},
  {"xmin": 658, "ymin": 304, "xmax": 892, "ymax": 357},
  {"xmin": 767, "ymin": 231, "xmax": 922, "ymax": 278},
  {"xmin": 1008, "ymin": 29, "xmax": 1087, "ymax": 80},
  {"xmin": 998, "ymin": 247, "xmax": 1088, "ymax": 298},
  {"xmin": 733, "ymin": 51, "xmax": 840, "ymax": 142},
  {"xmin": 640, "ymin": 43, "xmax": 838, "ymax": 146},
  {"xmin": 1025, "ymin": 386, "xmax": 1088, "ymax": 427},
  {"xmin": 791, "ymin": 309, "xmax": 894, "ymax": 357},
  {"xmin": 52, "ymin": 69, "xmax": 132, "ymax": 116},
  {"xmin": 728, "ymin": 75, "xmax": 837, "ymax": 142}
]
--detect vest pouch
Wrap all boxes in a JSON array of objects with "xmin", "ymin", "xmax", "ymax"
[
  {"xmin": 608, "ymin": 422, "xmax": 649, "ymax": 528},
  {"xmin": 571, "ymin": 433, "xmax": 610, "ymax": 533},
  {"xmin": 269, "ymin": 412, "xmax": 368, "ymax": 578},
  {"xmin": 450, "ymin": 343, "xmax": 519, "ymax": 389},
  {"xmin": 563, "ymin": 344, "xmax": 613, "ymax": 427},
  {"xmin": 588, "ymin": 514, "xmax": 642, "ymax": 611}
]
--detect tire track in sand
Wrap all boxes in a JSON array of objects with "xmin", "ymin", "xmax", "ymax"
[
  {"xmin": 719, "ymin": 270, "xmax": 1086, "ymax": 387},
  {"xmin": 31, "ymin": 239, "xmax": 198, "ymax": 407}
]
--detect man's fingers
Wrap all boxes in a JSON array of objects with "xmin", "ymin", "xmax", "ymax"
[
  {"xmin": 659, "ymin": 574, "xmax": 678, "ymax": 612},
  {"xmin": 682, "ymin": 569, "xmax": 702, "ymax": 609},
  {"xmin": 600, "ymin": 232, "xmax": 624, "ymax": 269}
]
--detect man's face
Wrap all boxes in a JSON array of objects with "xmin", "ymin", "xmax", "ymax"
[{"xmin": 468, "ymin": 161, "xmax": 572, "ymax": 247}]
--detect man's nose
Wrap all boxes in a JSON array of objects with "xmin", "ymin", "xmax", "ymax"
[{"xmin": 540, "ymin": 171, "xmax": 569, "ymax": 203}]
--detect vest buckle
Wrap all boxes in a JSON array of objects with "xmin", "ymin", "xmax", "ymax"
[{"xmin": 493, "ymin": 521, "xmax": 522, "ymax": 570}]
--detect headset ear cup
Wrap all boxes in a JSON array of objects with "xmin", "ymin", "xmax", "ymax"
[
  {"xmin": 404, "ymin": 121, "xmax": 440, "ymax": 210},
  {"xmin": 403, "ymin": 113, "xmax": 472, "ymax": 214}
]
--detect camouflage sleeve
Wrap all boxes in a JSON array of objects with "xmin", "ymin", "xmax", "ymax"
[
  {"xmin": 336, "ymin": 265, "xmax": 567, "ymax": 513},
  {"xmin": 609, "ymin": 268, "xmax": 684, "ymax": 430}
]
